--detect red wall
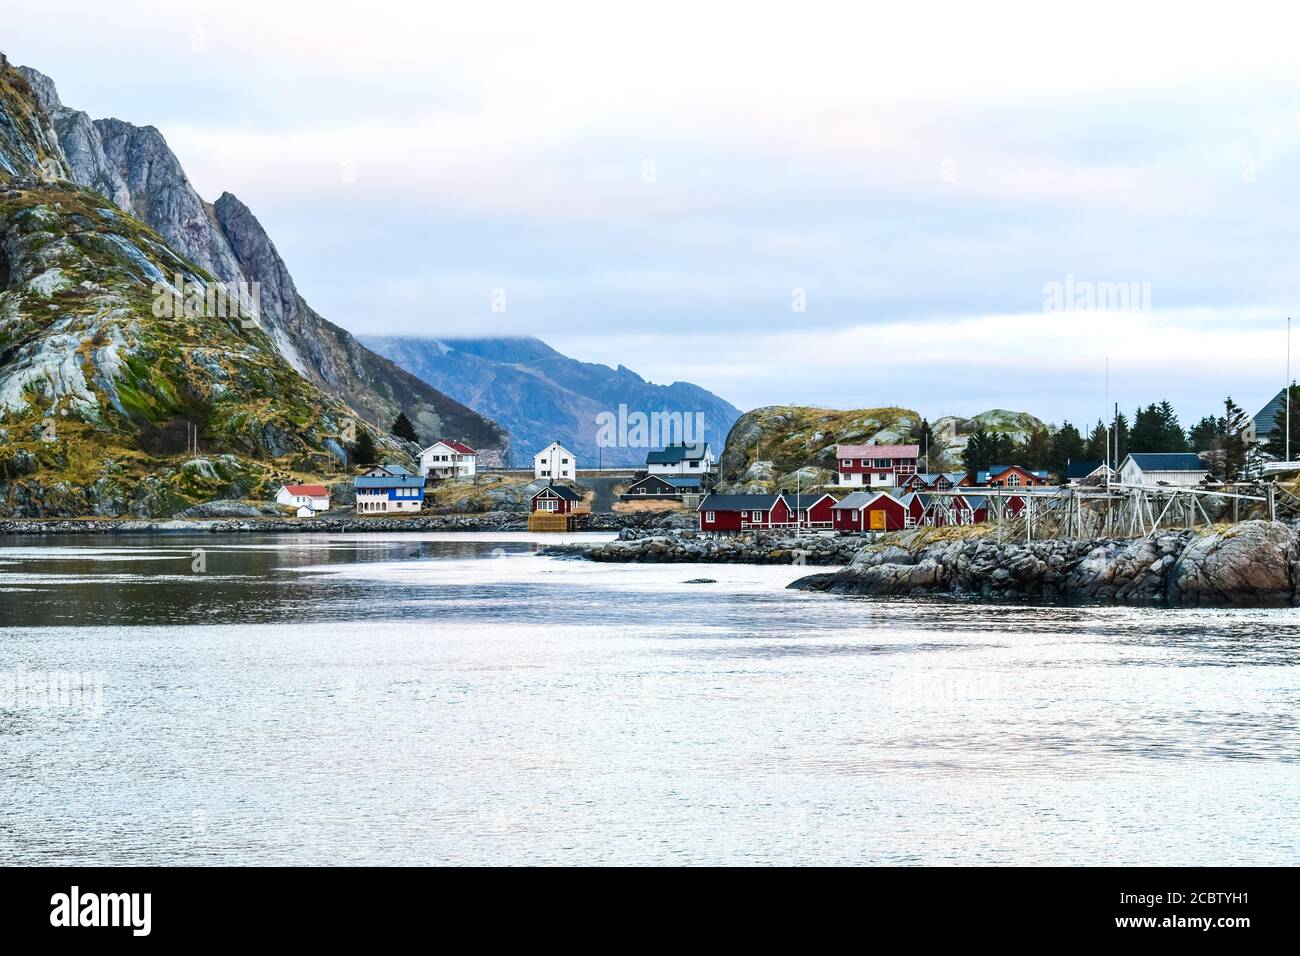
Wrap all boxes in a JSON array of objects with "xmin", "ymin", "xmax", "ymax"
[
  {"xmin": 699, "ymin": 498, "xmax": 790, "ymax": 531},
  {"xmin": 531, "ymin": 493, "xmax": 572, "ymax": 514},
  {"xmin": 833, "ymin": 498, "xmax": 905, "ymax": 531}
]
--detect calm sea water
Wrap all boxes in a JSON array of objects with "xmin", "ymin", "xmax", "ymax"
[{"xmin": 1, "ymin": 532, "xmax": 1297, "ymax": 865}]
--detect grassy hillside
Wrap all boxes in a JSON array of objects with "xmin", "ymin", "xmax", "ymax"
[{"xmin": 0, "ymin": 61, "xmax": 423, "ymax": 515}]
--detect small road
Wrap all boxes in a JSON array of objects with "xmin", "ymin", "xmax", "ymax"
[{"xmin": 583, "ymin": 475, "xmax": 630, "ymax": 513}]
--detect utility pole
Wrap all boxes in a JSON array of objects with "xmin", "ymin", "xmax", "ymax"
[{"xmin": 1287, "ymin": 316, "xmax": 1292, "ymax": 463}]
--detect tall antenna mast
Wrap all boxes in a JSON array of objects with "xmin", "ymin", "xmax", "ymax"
[{"xmin": 1287, "ymin": 317, "xmax": 1292, "ymax": 463}]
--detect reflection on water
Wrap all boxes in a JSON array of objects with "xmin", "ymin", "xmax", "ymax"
[{"xmin": 1, "ymin": 533, "xmax": 1298, "ymax": 865}]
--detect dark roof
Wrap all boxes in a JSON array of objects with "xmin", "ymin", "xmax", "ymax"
[
  {"xmin": 1253, "ymin": 388, "xmax": 1287, "ymax": 439},
  {"xmin": 1066, "ymin": 459, "xmax": 1104, "ymax": 479},
  {"xmin": 698, "ymin": 493, "xmax": 780, "ymax": 511},
  {"xmin": 663, "ymin": 477, "xmax": 701, "ymax": 488},
  {"xmin": 783, "ymin": 492, "xmax": 834, "ymax": 510},
  {"xmin": 646, "ymin": 442, "xmax": 711, "ymax": 464},
  {"xmin": 1125, "ymin": 453, "xmax": 1206, "ymax": 472},
  {"xmin": 533, "ymin": 483, "xmax": 581, "ymax": 501}
]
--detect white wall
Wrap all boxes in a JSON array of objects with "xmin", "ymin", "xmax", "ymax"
[{"xmin": 534, "ymin": 444, "xmax": 576, "ymax": 480}]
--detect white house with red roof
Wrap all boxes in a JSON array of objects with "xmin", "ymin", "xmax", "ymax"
[
  {"xmin": 276, "ymin": 483, "xmax": 330, "ymax": 512},
  {"xmin": 834, "ymin": 443, "xmax": 919, "ymax": 489},
  {"xmin": 418, "ymin": 439, "xmax": 478, "ymax": 480}
]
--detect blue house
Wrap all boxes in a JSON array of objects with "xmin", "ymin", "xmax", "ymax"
[{"xmin": 354, "ymin": 474, "xmax": 426, "ymax": 514}]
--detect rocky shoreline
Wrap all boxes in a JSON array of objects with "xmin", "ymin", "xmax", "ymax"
[
  {"xmin": 0, "ymin": 510, "xmax": 693, "ymax": 536},
  {"xmin": 541, "ymin": 520, "xmax": 1300, "ymax": 607},
  {"xmin": 543, "ymin": 527, "xmax": 874, "ymax": 564},
  {"xmin": 790, "ymin": 520, "xmax": 1299, "ymax": 607}
]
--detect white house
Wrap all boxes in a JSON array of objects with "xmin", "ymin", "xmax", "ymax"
[
  {"xmin": 1118, "ymin": 453, "xmax": 1208, "ymax": 488},
  {"xmin": 276, "ymin": 483, "xmax": 330, "ymax": 512},
  {"xmin": 646, "ymin": 442, "xmax": 713, "ymax": 477},
  {"xmin": 534, "ymin": 441, "xmax": 576, "ymax": 481},
  {"xmin": 295, "ymin": 504, "xmax": 315, "ymax": 518},
  {"xmin": 419, "ymin": 439, "xmax": 477, "ymax": 480}
]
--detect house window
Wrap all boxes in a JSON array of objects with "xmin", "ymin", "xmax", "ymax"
[
  {"xmin": 705, "ymin": 511, "xmax": 715, "ymax": 522},
  {"xmin": 561, "ymin": 458, "xmax": 569, "ymax": 464},
  {"xmin": 851, "ymin": 509, "xmax": 858, "ymax": 519},
  {"xmin": 860, "ymin": 459, "xmax": 870, "ymax": 467},
  {"xmin": 1008, "ymin": 474, "xmax": 1021, "ymax": 487},
  {"xmin": 874, "ymin": 459, "xmax": 891, "ymax": 468},
  {"xmin": 842, "ymin": 459, "xmax": 851, "ymax": 467}
]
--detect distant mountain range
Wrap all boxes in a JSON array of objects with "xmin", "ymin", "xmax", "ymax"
[{"xmin": 362, "ymin": 336, "xmax": 741, "ymax": 467}]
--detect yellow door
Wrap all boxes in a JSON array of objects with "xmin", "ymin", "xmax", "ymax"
[{"xmin": 869, "ymin": 509, "xmax": 886, "ymax": 530}]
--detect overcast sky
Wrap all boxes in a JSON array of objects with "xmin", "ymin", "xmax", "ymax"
[{"xmin": 6, "ymin": 1, "xmax": 1299, "ymax": 427}]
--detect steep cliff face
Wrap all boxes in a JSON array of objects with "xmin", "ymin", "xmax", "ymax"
[
  {"xmin": 213, "ymin": 196, "xmax": 504, "ymax": 459},
  {"xmin": 10, "ymin": 63, "xmax": 504, "ymax": 460},
  {"xmin": 0, "ymin": 59, "xmax": 449, "ymax": 516}
]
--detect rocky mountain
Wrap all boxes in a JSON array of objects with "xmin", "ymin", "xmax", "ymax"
[
  {"xmin": 12, "ymin": 61, "xmax": 503, "ymax": 458},
  {"xmin": 362, "ymin": 335, "xmax": 741, "ymax": 467},
  {"xmin": 0, "ymin": 57, "xmax": 501, "ymax": 515},
  {"xmin": 718, "ymin": 405, "xmax": 922, "ymax": 492},
  {"xmin": 933, "ymin": 409, "xmax": 1049, "ymax": 462}
]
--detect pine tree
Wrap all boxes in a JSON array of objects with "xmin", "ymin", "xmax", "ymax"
[
  {"xmin": 1188, "ymin": 415, "xmax": 1222, "ymax": 453},
  {"xmin": 1219, "ymin": 396, "xmax": 1249, "ymax": 480},
  {"xmin": 1266, "ymin": 384, "xmax": 1300, "ymax": 460},
  {"xmin": 351, "ymin": 428, "xmax": 378, "ymax": 466},
  {"xmin": 962, "ymin": 428, "xmax": 993, "ymax": 474},
  {"xmin": 391, "ymin": 411, "xmax": 418, "ymax": 444},
  {"xmin": 1049, "ymin": 421, "xmax": 1086, "ymax": 477},
  {"xmin": 1085, "ymin": 420, "xmax": 1109, "ymax": 462},
  {"xmin": 1017, "ymin": 426, "xmax": 1052, "ymax": 471}
]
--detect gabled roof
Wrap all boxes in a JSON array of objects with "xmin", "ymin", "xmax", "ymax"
[
  {"xmin": 1123, "ymin": 453, "xmax": 1207, "ymax": 472},
  {"xmin": 534, "ymin": 441, "xmax": 574, "ymax": 456},
  {"xmin": 424, "ymin": 439, "xmax": 476, "ymax": 455},
  {"xmin": 663, "ymin": 476, "xmax": 701, "ymax": 488},
  {"xmin": 698, "ymin": 493, "xmax": 781, "ymax": 511},
  {"xmin": 1253, "ymin": 388, "xmax": 1288, "ymax": 439},
  {"xmin": 354, "ymin": 475, "xmax": 425, "ymax": 489},
  {"xmin": 831, "ymin": 491, "xmax": 900, "ymax": 509},
  {"xmin": 371, "ymin": 462, "xmax": 411, "ymax": 476},
  {"xmin": 783, "ymin": 492, "xmax": 836, "ymax": 511},
  {"xmin": 1066, "ymin": 459, "xmax": 1106, "ymax": 479},
  {"xmin": 836, "ymin": 444, "xmax": 919, "ymax": 459},
  {"xmin": 283, "ymin": 484, "xmax": 328, "ymax": 497},
  {"xmin": 962, "ymin": 494, "xmax": 989, "ymax": 510},
  {"xmin": 647, "ymin": 442, "xmax": 711, "ymax": 464},
  {"xmin": 532, "ymin": 483, "xmax": 581, "ymax": 501}
]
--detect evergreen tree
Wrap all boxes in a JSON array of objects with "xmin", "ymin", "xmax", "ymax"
[
  {"xmin": 1219, "ymin": 396, "xmax": 1249, "ymax": 480},
  {"xmin": 1266, "ymin": 384, "xmax": 1300, "ymax": 460},
  {"xmin": 351, "ymin": 428, "xmax": 379, "ymax": 466},
  {"xmin": 1017, "ymin": 426, "xmax": 1052, "ymax": 471},
  {"xmin": 962, "ymin": 428, "xmax": 994, "ymax": 474},
  {"xmin": 391, "ymin": 411, "xmax": 418, "ymax": 444},
  {"xmin": 1111, "ymin": 411, "xmax": 1130, "ymax": 463},
  {"xmin": 1130, "ymin": 401, "xmax": 1188, "ymax": 453},
  {"xmin": 1049, "ymin": 421, "xmax": 1086, "ymax": 477},
  {"xmin": 1085, "ymin": 419, "xmax": 1109, "ymax": 462},
  {"xmin": 1188, "ymin": 415, "xmax": 1223, "ymax": 452}
]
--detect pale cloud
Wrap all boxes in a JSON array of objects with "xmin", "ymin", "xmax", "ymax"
[{"xmin": 5, "ymin": 0, "xmax": 1299, "ymax": 428}]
